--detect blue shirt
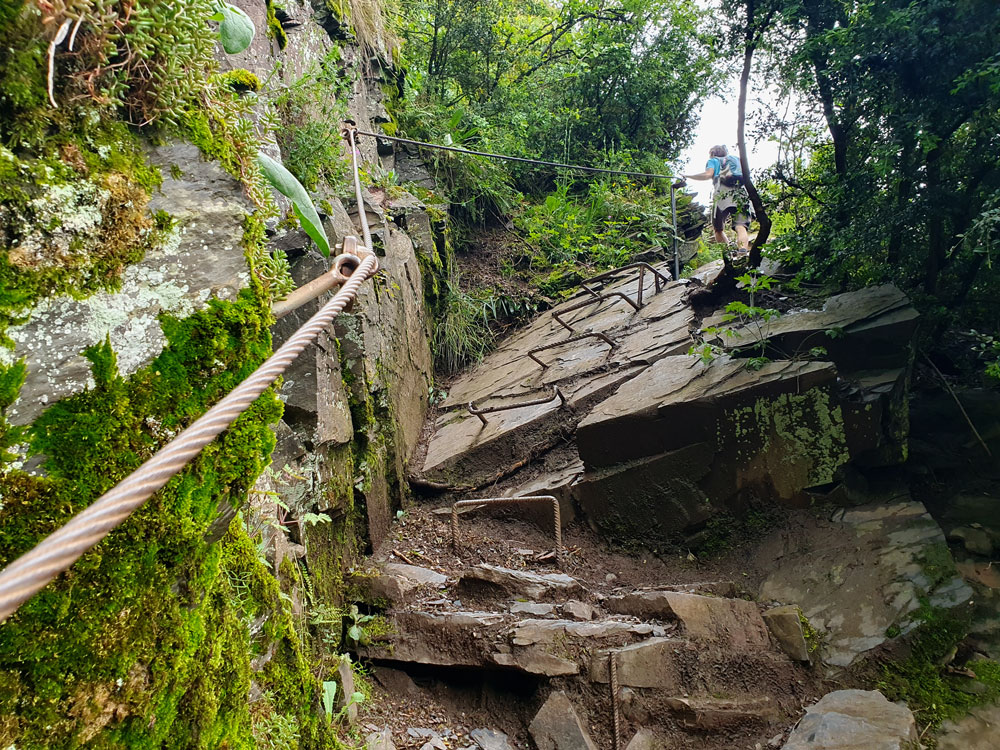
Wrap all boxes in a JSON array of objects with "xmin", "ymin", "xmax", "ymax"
[{"xmin": 706, "ymin": 155, "xmax": 742, "ymax": 178}]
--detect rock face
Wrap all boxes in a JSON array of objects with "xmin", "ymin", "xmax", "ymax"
[
  {"xmin": 757, "ymin": 498, "xmax": 973, "ymax": 667},
  {"xmin": 781, "ymin": 690, "xmax": 919, "ymax": 750},
  {"xmin": 1, "ymin": 141, "xmax": 252, "ymax": 426},
  {"xmin": 416, "ymin": 265, "xmax": 918, "ymax": 547},
  {"xmin": 529, "ymin": 691, "xmax": 598, "ymax": 750}
]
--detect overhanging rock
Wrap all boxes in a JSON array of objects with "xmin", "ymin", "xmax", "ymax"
[{"xmin": 575, "ymin": 357, "xmax": 849, "ymax": 540}]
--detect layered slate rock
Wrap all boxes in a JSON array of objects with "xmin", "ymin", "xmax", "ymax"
[
  {"xmin": 604, "ymin": 590, "xmax": 770, "ymax": 651},
  {"xmin": 576, "ymin": 357, "xmax": 848, "ymax": 540},
  {"xmin": 781, "ymin": 690, "xmax": 918, "ymax": 750},
  {"xmin": 757, "ymin": 498, "xmax": 973, "ymax": 667},
  {"xmin": 420, "ymin": 265, "xmax": 692, "ymax": 485},
  {"xmin": 416, "ymin": 269, "xmax": 920, "ymax": 548}
]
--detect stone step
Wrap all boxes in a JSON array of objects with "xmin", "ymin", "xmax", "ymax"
[
  {"xmin": 458, "ymin": 564, "xmax": 583, "ymax": 601},
  {"xmin": 604, "ymin": 589, "xmax": 770, "ymax": 651},
  {"xmin": 359, "ymin": 609, "xmax": 673, "ymax": 678},
  {"xmin": 588, "ymin": 637, "xmax": 798, "ymax": 696}
]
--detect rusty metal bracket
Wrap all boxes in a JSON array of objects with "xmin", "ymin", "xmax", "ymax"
[
  {"xmin": 581, "ymin": 262, "xmax": 671, "ymax": 308},
  {"xmin": 552, "ymin": 292, "xmax": 640, "ymax": 334},
  {"xmin": 527, "ymin": 331, "xmax": 617, "ymax": 369},
  {"xmin": 451, "ymin": 495, "xmax": 562, "ymax": 567},
  {"xmin": 609, "ymin": 651, "xmax": 622, "ymax": 750},
  {"xmin": 467, "ymin": 385, "xmax": 565, "ymax": 426}
]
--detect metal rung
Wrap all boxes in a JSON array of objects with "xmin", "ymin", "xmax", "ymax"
[
  {"xmin": 581, "ymin": 262, "xmax": 671, "ymax": 307},
  {"xmin": 552, "ymin": 292, "xmax": 639, "ymax": 333},
  {"xmin": 467, "ymin": 385, "xmax": 565, "ymax": 426}
]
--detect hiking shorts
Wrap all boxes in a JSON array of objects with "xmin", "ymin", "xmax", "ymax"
[{"xmin": 713, "ymin": 186, "xmax": 750, "ymax": 231}]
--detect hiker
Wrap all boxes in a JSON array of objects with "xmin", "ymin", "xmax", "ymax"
[{"xmin": 684, "ymin": 145, "xmax": 751, "ymax": 255}]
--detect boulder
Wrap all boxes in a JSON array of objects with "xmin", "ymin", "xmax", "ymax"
[
  {"xmin": 757, "ymin": 499, "xmax": 973, "ymax": 667},
  {"xmin": 711, "ymin": 284, "xmax": 918, "ymax": 374},
  {"xmin": 575, "ymin": 356, "xmax": 850, "ymax": 541},
  {"xmin": 365, "ymin": 563, "xmax": 447, "ymax": 603},
  {"xmin": 529, "ymin": 691, "xmax": 598, "ymax": 750},
  {"xmin": 562, "ymin": 600, "xmax": 595, "ymax": 621},
  {"xmin": 604, "ymin": 590, "xmax": 769, "ymax": 651},
  {"xmin": 948, "ymin": 526, "xmax": 995, "ymax": 557},
  {"xmin": 937, "ymin": 702, "xmax": 1000, "ymax": 750},
  {"xmin": 623, "ymin": 729, "xmax": 658, "ymax": 750},
  {"xmin": 762, "ymin": 605, "xmax": 812, "ymax": 662},
  {"xmin": 782, "ymin": 690, "xmax": 918, "ymax": 750}
]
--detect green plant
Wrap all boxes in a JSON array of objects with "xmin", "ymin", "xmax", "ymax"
[
  {"xmin": 258, "ymin": 152, "xmax": 331, "ymax": 256},
  {"xmin": 696, "ymin": 272, "xmax": 780, "ymax": 368},
  {"xmin": 344, "ymin": 604, "xmax": 377, "ymax": 647},
  {"xmin": 211, "ymin": 2, "xmax": 256, "ymax": 54},
  {"xmin": 321, "ymin": 680, "xmax": 338, "ymax": 722},
  {"xmin": 252, "ymin": 710, "xmax": 300, "ymax": 750}
]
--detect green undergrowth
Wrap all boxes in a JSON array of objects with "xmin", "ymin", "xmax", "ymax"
[
  {"xmin": 877, "ymin": 603, "xmax": 1000, "ymax": 737},
  {"xmin": 0, "ymin": 286, "xmax": 334, "ymax": 748}
]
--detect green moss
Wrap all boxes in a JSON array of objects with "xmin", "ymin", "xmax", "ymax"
[
  {"xmin": 877, "ymin": 603, "xmax": 1000, "ymax": 735},
  {"xmin": 0, "ymin": 121, "xmax": 164, "ymax": 345},
  {"xmin": 267, "ymin": 1, "xmax": 289, "ymax": 50},
  {"xmin": 0, "ymin": 284, "xmax": 338, "ymax": 748},
  {"xmin": 798, "ymin": 610, "xmax": 822, "ymax": 655},
  {"xmin": 537, "ymin": 263, "xmax": 583, "ymax": 297},
  {"xmin": 214, "ymin": 69, "xmax": 262, "ymax": 93}
]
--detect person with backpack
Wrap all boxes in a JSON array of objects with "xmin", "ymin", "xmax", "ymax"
[{"xmin": 684, "ymin": 145, "xmax": 752, "ymax": 256}]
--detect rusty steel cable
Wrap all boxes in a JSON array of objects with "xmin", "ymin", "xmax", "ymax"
[
  {"xmin": 0, "ymin": 136, "xmax": 381, "ymax": 624},
  {"xmin": 451, "ymin": 496, "xmax": 562, "ymax": 567}
]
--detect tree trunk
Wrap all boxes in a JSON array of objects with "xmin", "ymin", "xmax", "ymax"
[{"xmin": 739, "ymin": 8, "xmax": 771, "ymax": 269}]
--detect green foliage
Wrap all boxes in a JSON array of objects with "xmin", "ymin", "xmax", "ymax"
[
  {"xmin": 398, "ymin": 0, "xmax": 715, "ymax": 167},
  {"xmin": 214, "ymin": 2, "xmax": 257, "ymax": 54},
  {"xmin": 877, "ymin": 604, "xmax": 1000, "ymax": 733},
  {"xmin": 517, "ymin": 179, "xmax": 700, "ymax": 271},
  {"xmin": 271, "ymin": 48, "xmax": 353, "ymax": 193},
  {"xmin": 321, "ymin": 680, "xmax": 338, "ymax": 722},
  {"xmin": 969, "ymin": 329, "xmax": 1000, "ymax": 380},
  {"xmin": 252, "ymin": 704, "xmax": 300, "ymax": 750},
  {"xmin": 258, "ymin": 153, "xmax": 332, "ymax": 257},
  {"xmin": 747, "ymin": 0, "xmax": 1000, "ymax": 338},
  {"xmin": 694, "ymin": 272, "xmax": 780, "ymax": 368},
  {"xmin": 432, "ymin": 276, "xmax": 502, "ymax": 374}
]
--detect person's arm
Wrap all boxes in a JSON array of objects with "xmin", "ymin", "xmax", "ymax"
[{"xmin": 684, "ymin": 168, "xmax": 715, "ymax": 181}]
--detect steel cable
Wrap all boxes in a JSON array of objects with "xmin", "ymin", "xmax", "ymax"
[
  {"xmin": 352, "ymin": 129, "xmax": 680, "ymax": 182},
  {"xmin": 0, "ymin": 136, "xmax": 380, "ymax": 623}
]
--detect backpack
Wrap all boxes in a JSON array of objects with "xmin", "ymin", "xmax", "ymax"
[{"xmin": 717, "ymin": 155, "xmax": 742, "ymax": 188}]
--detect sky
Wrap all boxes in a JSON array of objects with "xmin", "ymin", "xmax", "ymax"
[{"xmin": 678, "ymin": 77, "xmax": 783, "ymax": 208}]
